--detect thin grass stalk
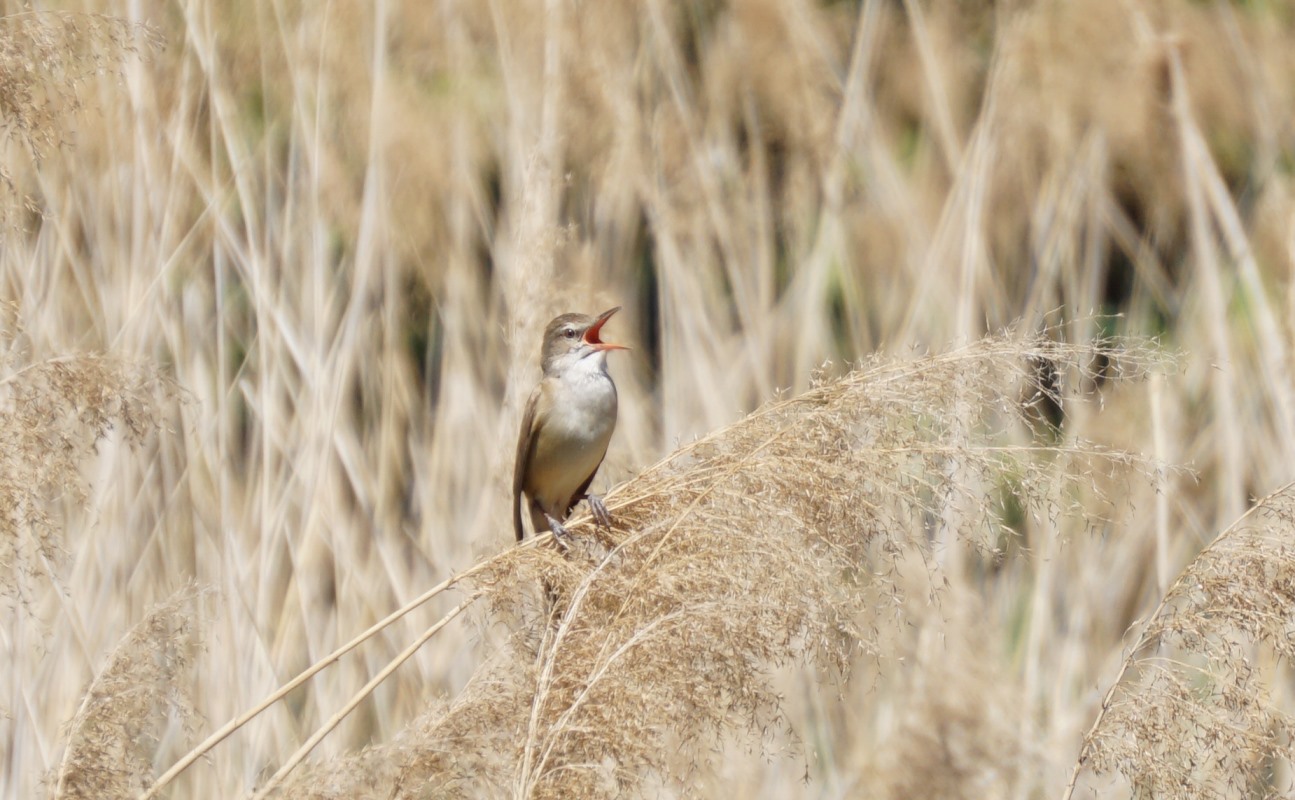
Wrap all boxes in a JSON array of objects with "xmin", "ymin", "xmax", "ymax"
[
  {"xmin": 901, "ymin": 0, "xmax": 961, "ymax": 170},
  {"xmin": 1169, "ymin": 42, "xmax": 1245, "ymax": 525},
  {"xmin": 251, "ymin": 594, "xmax": 480, "ymax": 800},
  {"xmin": 138, "ymin": 554, "xmax": 524, "ymax": 799},
  {"xmin": 1150, "ymin": 374, "xmax": 1170, "ymax": 594}
]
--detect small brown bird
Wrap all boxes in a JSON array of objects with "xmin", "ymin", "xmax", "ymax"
[{"xmin": 513, "ymin": 307, "xmax": 628, "ymax": 542}]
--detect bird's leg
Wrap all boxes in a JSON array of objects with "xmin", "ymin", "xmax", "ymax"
[
  {"xmin": 544, "ymin": 511, "xmax": 572, "ymax": 549},
  {"xmin": 583, "ymin": 494, "xmax": 612, "ymax": 529}
]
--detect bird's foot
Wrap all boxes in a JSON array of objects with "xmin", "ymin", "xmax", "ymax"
[
  {"xmin": 544, "ymin": 513, "xmax": 572, "ymax": 549},
  {"xmin": 585, "ymin": 494, "xmax": 612, "ymax": 530}
]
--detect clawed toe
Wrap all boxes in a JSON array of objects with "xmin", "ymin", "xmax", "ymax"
[
  {"xmin": 587, "ymin": 495, "xmax": 612, "ymax": 529},
  {"xmin": 545, "ymin": 513, "xmax": 572, "ymax": 549}
]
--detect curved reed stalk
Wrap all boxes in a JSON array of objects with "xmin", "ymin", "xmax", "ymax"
[
  {"xmin": 138, "ymin": 546, "xmax": 549, "ymax": 799},
  {"xmin": 250, "ymin": 594, "xmax": 482, "ymax": 799}
]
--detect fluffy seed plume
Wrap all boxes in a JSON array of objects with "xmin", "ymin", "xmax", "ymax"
[
  {"xmin": 50, "ymin": 585, "xmax": 205, "ymax": 800},
  {"xmin": 272, "ymin": 328, "xmax": 1166, "ymax": 798},
  {"xmin": 0, "ymin": 11, "xmax": 161, "ymax": 231},
  {"xmin": 0, "ymin": 347, "xmax": 172, "ymax": 604},
  {"xmin": 1067, "ymin": 482, "xmax": 1295, "ymax": 799}
]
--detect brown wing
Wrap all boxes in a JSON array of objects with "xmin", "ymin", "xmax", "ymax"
[{"xmin": 513, "ymin": 387, "xmax": 541, "ymax": 541}]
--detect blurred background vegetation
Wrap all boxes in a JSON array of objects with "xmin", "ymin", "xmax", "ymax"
[{"xmin": 3, "ymin": 0, "xmax": 1295, "ymax": 796}]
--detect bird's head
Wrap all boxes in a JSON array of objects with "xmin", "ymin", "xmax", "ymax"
[{"xmin": 540, "ymin": 306, "xmax": 628, "ymax": 375}]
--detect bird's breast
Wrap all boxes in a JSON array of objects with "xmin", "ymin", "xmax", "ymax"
[{"xmin": 525, "ymin": 366, "xmax": 618, "ymax": 508}]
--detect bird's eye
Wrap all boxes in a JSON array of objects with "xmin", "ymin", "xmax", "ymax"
[{"xmin": 564, "ymin": 328, "xmax": 577, "ymax": 339}]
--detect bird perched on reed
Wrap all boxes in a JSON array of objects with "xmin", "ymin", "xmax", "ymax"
[{"xmin": 513, "ymin": 307, "xmax": 627, "ymax": 542}]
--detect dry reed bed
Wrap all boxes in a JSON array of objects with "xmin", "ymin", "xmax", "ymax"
[
  {"xmin": 2, "ymin": 0, "xmax": 1295, "ymax": 798},
  {"xmin": 255, "ymin": 331, "xmax": 1163, "ymax": 798},
  {"xmin": 31, "ymin": 336, "xmax": 1295, "ymax": 798}
]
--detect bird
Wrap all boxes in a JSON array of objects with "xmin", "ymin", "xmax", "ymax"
[{"xmin": 513, "ymin": 306, "xmax": 628, "ymax": 543}]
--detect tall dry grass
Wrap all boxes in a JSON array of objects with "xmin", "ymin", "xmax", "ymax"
[{"xmin": 1, "ymin": 0, "xmax": 1294, "ymax": 798}]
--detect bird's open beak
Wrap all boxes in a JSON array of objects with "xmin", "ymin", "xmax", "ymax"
[{"xmin": 585, "ymin": 306, "xmax": 629, "ymax": 351}]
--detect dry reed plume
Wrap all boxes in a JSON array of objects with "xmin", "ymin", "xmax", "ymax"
[
  {"xmin": 0, "ymin": 10, "xmax": 160, "ymax": 230},
  {"xmin": 0, "ymin": 340, "xmax": 171, "ymax": 604},
  {"xmin": 258, "ymin": 329, "xmax": 1165, "ymax": 798},
  {"xmin": 0, "ymin": 326, "xmax": 175, "ymax": 795},
  {"xmin": 50, "ymin": 586, "xmax": 204, "ymax": 800},
  {"xmin": 1069, "ymin": 482, "xmax": 1295, "ymax": 798}
]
